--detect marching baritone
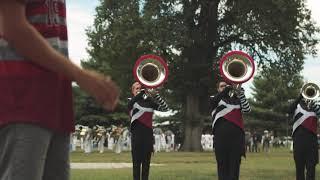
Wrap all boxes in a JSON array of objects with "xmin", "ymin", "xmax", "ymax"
[
  {"xmin": 113, "ymin": 124, "xmax": 124, "ymax": 154},
  {"xmin": 96, "ymin": 126, "xmax": 107, "ymax": 153},
  {"xmin": 288, "ymin": 83, "xmax": 320, "ymax": 180},
  {"xmin": 128, "ymin": 82, "xmax": 169, "ymax": 180},
  {"xmin": 209, "ymin": 80, "xmax": 251, "ymax": 180}
]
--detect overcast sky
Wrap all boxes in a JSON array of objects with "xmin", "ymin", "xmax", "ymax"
[{"xmin": 66, "ymin": 0, "xmax": 320, "ymax": 97}]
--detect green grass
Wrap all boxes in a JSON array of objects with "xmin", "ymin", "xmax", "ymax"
[{"xmin": 70, "ymin": 148, "xmax": 320, "ymax": 180}]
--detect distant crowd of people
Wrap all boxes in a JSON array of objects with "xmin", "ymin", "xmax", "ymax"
[
  {"xmin": 70, "ymin": 124, "xmax": 177, "ymax": 154},
  {"xmin": 71, "ymin": 125, "xmax": 311, "ymax": 154},
  {"xmin": 201, "ymin": 129, "xmax": 301, "ymax": 153}
]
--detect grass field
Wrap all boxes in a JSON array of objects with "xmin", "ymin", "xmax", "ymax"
[{"xmin": 70, "ymin": 148, "xmax": 320, "ymax": 180}]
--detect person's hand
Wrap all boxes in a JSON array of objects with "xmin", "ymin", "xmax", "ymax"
[
  {"xmin": 239, "ymin": 87, "xmax": 245, "ymax": 94},
  {"xmin": 75, "ymin": 69, "xmax": 119, "ymax": 111},
  {"xmin": 146, "ymin": 88, "xmax": 159, "ymax": 97},
  {"xmin": 240, "ymin": 87, "xmax": 245, "ymax": 92},
  {"xmin": 235, "ymin": 87, "xmax": 245, "ymax": 97},
  {"xmin": 309, "ymin": 100, "xmax": 317, "ymax": 110},
  {"xmin": 138, "ymin": 89, "xmax": 146, "ymax": 95},
  {"xmin": 221, "ymin": 85, "xmax": 232, "ymax": 96}
]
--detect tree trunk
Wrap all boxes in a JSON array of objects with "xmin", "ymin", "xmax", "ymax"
[{"xmin": 181, "ymin": 94, "xmax": 204, "ymax": 151}]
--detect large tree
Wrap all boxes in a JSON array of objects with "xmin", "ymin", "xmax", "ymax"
[
  {"xmin": 82, "ymin": 0, "xmax": 318, "ymax": 151},
  {"xmin": 80, "ymin": 0, "xmax": 143, "ymax": 127}
]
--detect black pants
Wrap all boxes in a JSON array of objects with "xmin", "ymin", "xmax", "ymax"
[
  {"xmin": 131, "ymin": 122, "xmax": 153, "ymax": 180},
  {"xmin": 213, "ymin": 119, "xmax": 244, "ymax": 180},
  {"xmin": 293, "ymin": 126, "xmax": 318, "ymax": 180}
]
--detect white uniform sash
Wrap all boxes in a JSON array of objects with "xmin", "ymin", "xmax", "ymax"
[
  {"xmin": 292, "ymin": 104, "xmax": 316, "ymax": 134},
  {"xmin": 130, "ymin": 102, "xmax": 154, "ymax": 124},
  {"xmin": 211, "ymin": 100, "xmax": 240, "ymax": 128}
]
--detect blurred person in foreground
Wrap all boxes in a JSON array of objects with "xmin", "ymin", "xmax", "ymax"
[{"xmin": 0, "ymin": 1, "xmax": 119, "ymax": 180}]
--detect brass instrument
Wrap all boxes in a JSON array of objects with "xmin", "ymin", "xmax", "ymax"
[
  {"xmin": 219, "ymin": 51, "xmax": 255, "ymax": 97},
  {"xmin": 96, "ymin": 126, "xmax": 106, "ymax": 139},
  {"xmin": 80, "ymin": 128, "xmax": 87, "ymax": 137},
  {"xmin": 133, "ymin": 54, "xmax": 169, "ymax": 97},
  {"xmin": 301, "ymin": 82, "xmax": 320, "ymax": 108}
]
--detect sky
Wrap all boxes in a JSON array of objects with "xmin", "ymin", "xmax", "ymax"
[{"xmin": 66, "ymin": 0, "xmax": 320, "ymax": 98}]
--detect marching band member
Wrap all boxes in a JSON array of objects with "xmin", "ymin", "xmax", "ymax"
[
  {"xmin": 79, "ymin": 126, "xmax": 86, "ymax": 150},
  {"xmin": 71, "ymin": 130, "xmax": 79, "ymax": 152},
  {"xmin": 84, "ymin": 126, "xmax": 93, "ymax": 154},
  {"xmin": 108, "ymin": 130, "xmax": 114, "ymax": 151},
  {"xmin": 209, "ymin": 80, "xmax": 251, "ymax": 180},
  {"xmin": 128, "ymin": 82, "xmax": 169, "ymax": 180},
  {"xmin": 114, "ymin": 124, "xmax": 124, "ymax": 154},
  {"xmin": 289, "ymin": 88, "xmax": 320, "ymax": 180},
  {"xmin": 154, "ymin": 129, "xmax": 162, "ymax": 153},
  {"xmin": 97, "ymin": 126, "xmax": 107, "ymax": 153}
]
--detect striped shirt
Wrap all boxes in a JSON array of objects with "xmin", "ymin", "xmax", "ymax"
[
  {"xmin": 0, "ymin": 0, "xmax": 74, "ymax": 133},
  {"xmin": 311, "ymin": 103, "xmax": 320, "ymax": 117}
]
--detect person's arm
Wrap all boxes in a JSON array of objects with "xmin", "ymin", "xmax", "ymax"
[
  {"xmin": 310, "ymin": 101, "xmax": 320, "ymax": 117},
  {"xmin": 146, "ymin": 89, "xmax": 169, "ymax": 112},
  {"xmin": 0, "ymin": 0, "xmax": 119, "ymax": 110},
  {"xmin": 238, "ymin": 88, "xmax": 251, "ymax": 113},
  {"xmin": 151, "ymin": 93, "xmax": 169, "ymax": 112}
]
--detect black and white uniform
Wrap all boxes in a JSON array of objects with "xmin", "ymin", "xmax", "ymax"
[
  {"xmin": 209, "ymin": 87, "xmax": 250, "ymax": 180},
  {"xmin": 289, "ymin": 95, "xmax": 320, "ymax": 180},
  {"xmin": 128, "ymin": 90, "xmax": 168, "ymax": 180}
]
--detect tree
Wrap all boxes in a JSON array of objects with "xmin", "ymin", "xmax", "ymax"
[
  {"xmin": 246, "ymin": 66, "xmax": 304, "ymax": 135},
  {"xmin": 73, "ymin": 86, "xmax": 129, "ymax": 127},
  {"xmin": 83, "ymin": 0, "xmax": 318, "ymax": 151},
  {"xmin": 79, "ymin": 0, "xmax": 144, "ymax": 127},
  {"xmin": 157, "ymin": 0, "xmax": 318, "ymax": 151}
]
